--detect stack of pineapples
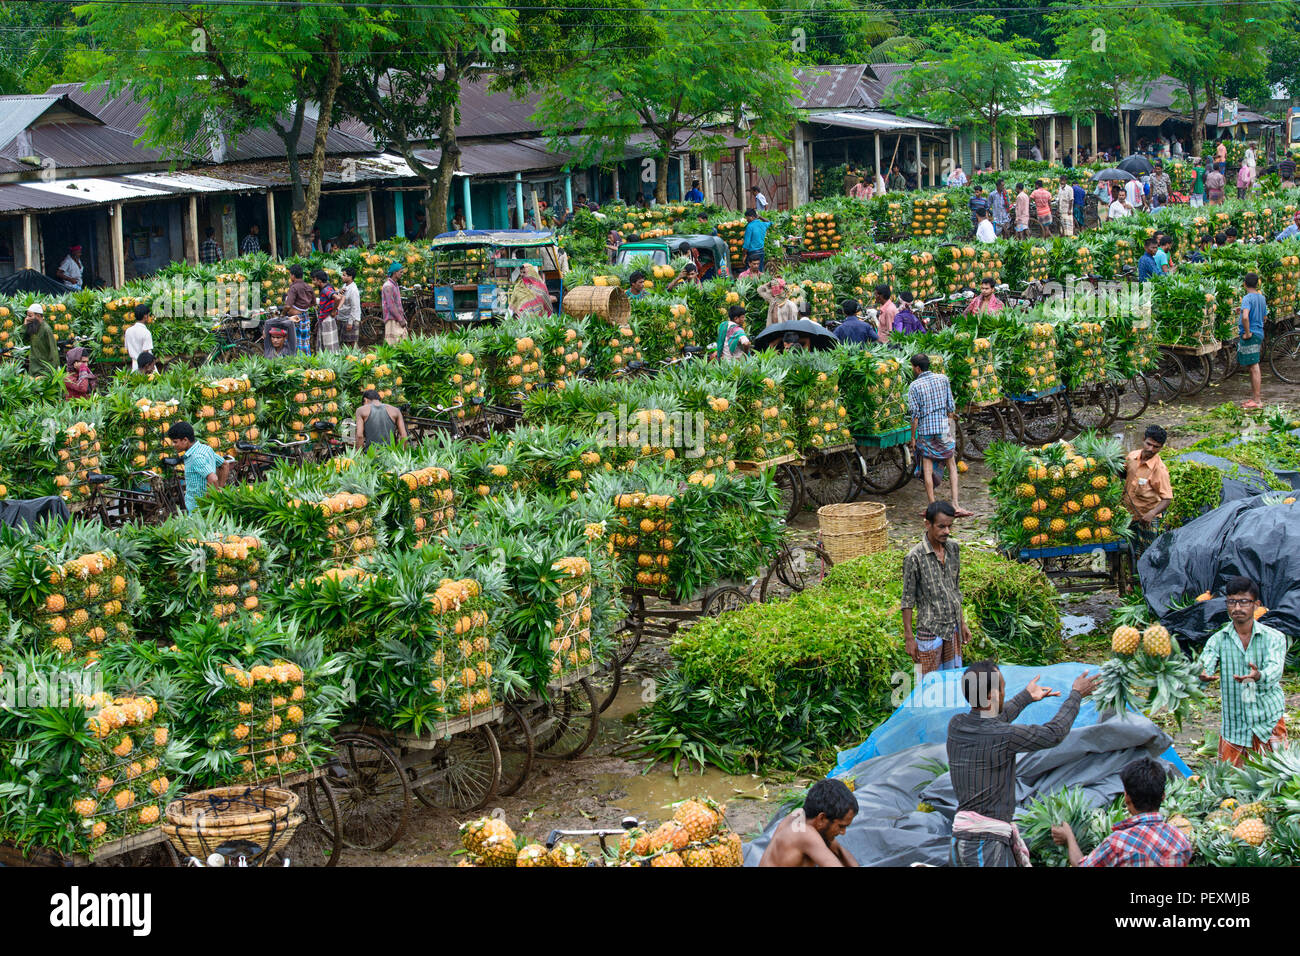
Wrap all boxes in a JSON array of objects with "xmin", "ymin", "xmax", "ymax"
[
  {"xmin": 310, "ymin": 491, "xmax": 378, "ymax": 565},
  {"xmin": 128, "ymin": 397, "xmax": 182, "ymax": 474},
  {"xmin": 799, "ymin": 211, "xmax": 841, "ymax": 253},
  {"xmin": 549, "ymin": 556, "xmax": 595, "ymax": 681},
  {"xmin": 716, "ymin": 220, "xmax": 747, "ymax": 269},
  {"xmin": 850, "ymin": 260, "xmax": 895, "ymax": 301},
  {"xmin": 35, "ymin": 550, "xmax": 135, "ymax": 662},
  {"xmin": 215, "ymin": 272, "xmax": 248, "ymax": 315},
  {"xmin": 53, "ymin": 419, "xmax": 103, "ymax": 506},
  {"xmin": 611, "ymin": 491, "xmax": 677, "ymax": 592},
  {"xmin": 939, "ymin": 245, "xmax": 980, "ymax": 292},
  {"xmin": 346, "ymin": 351, "xmax": 406, "ymax": 406},
  {"xmin": 0, "ymin": 303, "xmax": 14, "ymax": 349},
  {"xmin": 893, "ymin": 250, "xmax": 939, "ymax": 300},
  {"xmin": 1024, "ymin": 244, "xmax": 1051, "ymax": 284},
  {"xmin": 729, "ymin": 359, "xmax": 794, "ymax": 463},
  {"xmin": 797, "ymin": 279, "xmax": 836, "ymax": 324},
  {"xmin": 73, "ymin": 693, "xmax": 174, "ymax": 848},
  {"xmin": 537, "ymin": 316, "xmax": 588, "ymax": 382},
  {"xmin": 199, "ymin": 534, "xmax": 264, "ymax": 625},
  {"xmin": 780, "ymin": 350, "xmax": 850, "ymax": 454},
  {"xmin": 482, "ymin": 325, "xmax": 546, "ymax": 403},
  {"xmin": 1060, "ymin": 319, "xmax": 1107, "ymax": 386},
  {"xmin": 358, "ymin": 255, "xmax": 386, "ymax": 303},
  {"xmin": 910, "ymin": 195, "xmax": 950, "ymax": 237},
  {"xmin": 47, "ymin": 301, "xmax": 75, "ymax": 341},
  {"xmin": 260, "ymin": 263, "xmax": 294, "ymax": 307},
  {"xmin": 197, "ymin": 375, "xmax": 260, "ymax": 458},
  {"xmin": 585, "ymin": 316, "xmax": 642, "ymax": 375},
  {"xmin": 99, "ymin": 297, "xmax": 142, "ymax": 362},
  {"xmin": 427, "ymin": 577, "xmax": 495, "ymax": 720},
  {"xmin": 216, "ymin": 659, "xmax": 315, "ymax": 782},
  {"xmin": 948, "ymin": 332, "xmax": 1001, "ymax": 407},
  {"xmin": 835, "ymin": 347, "xmax": 906, "ymax": 436},
  {"xmin": 395, "ymin": 465, "xmax": 455, "ymax": 546},
  {"xmin": 284, "ymin": 366, "xmax": 341, "ymax": 438},
  {"xmin": 1104, "ymin": 236, "xmax": 1137, "ymax": 278},
  {"xmin": 1003, "ymin": 319, "xmax": 1058, "ymax": 397},
  {"xmin": 615, "ymin": 798, "xmax": 743, "ymax": 867},
  {"xmin": 986, "ymin": 435, "xmax": 1130, "ymax": 553},
  {"xmin": 458, "ymin": 817, "xmax": 589, "ymax": 867}
]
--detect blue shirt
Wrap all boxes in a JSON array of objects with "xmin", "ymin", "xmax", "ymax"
[
  {"xmin": 182, "ymin": 441, "xmax": 223, "ymax": 512},
  {"xmin": 1153, "ymin": 249, "xmax": 1169, "ymax": 274},
  {"xmin": 906, "ymin": 371, "xmax": 955, "ymax": 436},
  {"xmin": 833, "ymin": 317, "xmax": 876, "ymax": 345},
  {"xmin": 743, "ymin": 219, "xmax": 770, "ymax": 252},
  {"xmin": 1072, "ymin": 185, "xmax": 1086, "ymax": 207},
  {"xmin": 1137, "ymin": 253, "xmax": 1160, "ymax": 283},
  {"xmin": 1276, "ymin": 224, "xmax": 1300, "ymax": 241},
  {"xmin": 969, "ymin": 195, "xmax": 990, "ymax": 219},
  {"xmin": 685, "ymin": 188, "xmax": 703, "ymax": 203},
  {"xmin": 1241, "ymin": 291, "xmax": 1268, "ymax": 338}
]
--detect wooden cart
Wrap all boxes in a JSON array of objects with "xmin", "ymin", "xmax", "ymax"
[
  {"xmin": 0, "ymin": 827, "xmax": 177, "ymax": 868},
  {"xmin": 852, "ymin": 425, "xmax": 913, "ymax": 495},
  {"xmin": 798, "ymin": 441, "xmax": 863, "ymax": 508},
  {"xmin": 1010, "ymin": 539, "xmax": 1132, "ymax": 595}
]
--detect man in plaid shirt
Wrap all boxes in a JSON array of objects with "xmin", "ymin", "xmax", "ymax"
[
  {"xmin": 1052, "ymin": 757, "xmax": 1191, "ymax": 866},
  {"xmin": 240, "ymin": 223, "xmax": 261, "ymax": 255},
  {"xmin": 907, "ymin": 354, "xmax": 972, "ymax": 517},
  {"xmin": 200, "ymin": 227, "xmax": 223, "ymax": 265}
]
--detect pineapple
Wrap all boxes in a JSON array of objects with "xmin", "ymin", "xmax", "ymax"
[
  {"xmin": 460, "ymin": 816, "xmax": 512, "ymax": 855},
  {"xmin": 1111, "ymin": 626, "xmax": 1140, "ymax": 655},
  {"xmin": 1233, "ymin": 818, "xmax": 1270, "ymax": 846},
  {"xmin": 673, "ymin": 799, "xmax": 719, "ymax": 843},
  {"xmin": 548, "ymin": 842, "xmax": 589, "ymax": 867},
  {"xmin": 1167, "ymin": 815, "xmax": 1194, "ymax": 839},
  {"xmin": 681, "ymin": 845, "xmax": 715, "ymax": 867},
  {"xmin": 1142, "ymin": 623, "xmax": 1171, "ymax": 658},
  {"xmin": 516, "ymin": 843, "xmax": 550, "ymax": 866},
  {"xmin": 1232, "ymin": 802, "xmax": 1268, "ymax": 823},
  {"xmin": 650, "ymin": 851, "xmax": 684, "ymax": 867},
  {"xmin": 479, "ymin": 832, "xmax": 519, "ymax": 867},
  {"xmin": 649, "ymin": 820, "xmax": 690, "ymax": 852}
]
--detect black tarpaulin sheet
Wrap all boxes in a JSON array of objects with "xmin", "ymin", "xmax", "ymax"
[
  {"xmin": 1139, "ymin": 496, "xmax": 1300, "ymax": 642},
  {"xmin": 743, "ymin": 713, "xmax": 1174, "ymax": 867},
  {"xmin": 0, "ymin": 497, "xmax": 69, "ymax": 530},
  {"xmin": 0, "ymin": 269, "xmax": 70, "ymax": 296}
]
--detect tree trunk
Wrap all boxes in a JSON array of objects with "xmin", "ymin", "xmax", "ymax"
[
  {"xmin": 426, "ymin": 68, "xmax": 461, "ymax": 234},
  {"xmin": 1188, "ymin": 85, "xmax": 1205, "ymax": 160},
  {"xmin": 655, "ymin": 138, "xmax": 671, "ymax": 205},
  {"xmin": 290, "ymin": 45, "xmax": 342, "ymax": 255},
  {"xmin": 989, "ymin": 117, "xmax": 998, "ymax": 171},
  {"xmin": 1116, "ymin": 97, "xmax": 1128, "ymax": 156}
]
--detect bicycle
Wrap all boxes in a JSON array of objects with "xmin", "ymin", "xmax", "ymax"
[
  {"xmin": 544, "ymin": 817, "xmax": 644, "ymax": 866},
  {"xmin": 205, "ymin": 307, "xmax": 283, "ymax": 364}
]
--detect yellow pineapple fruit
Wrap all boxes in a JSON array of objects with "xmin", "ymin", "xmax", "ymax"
[
  {"xmin": 1233, "ymin": 818, "xmax": 1269, "ymax": 846},
  {"xmin": 1142, "ymin": 623, "xmax": 1171, "ymax": 658},
  {"xmin": 673, "ymin": 799, "xmax": 719, "ymax": 843},
  {"xmin": 1111, "ymin": 625, "xmax": 1140, "ymax": 655},
  {"xmin": 1232, "ymin": 802, "xmax": 1267, "ymax": 823},
  {"xmin": 516, "ymin": 843, "xmax": 550, "ymax": 867},
  {"xmin": 548, "ymin": 842, "xmax": 589, "ymax": 867}
]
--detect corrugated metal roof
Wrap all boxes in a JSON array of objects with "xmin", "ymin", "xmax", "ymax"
[
  {"xmin": 0, "ymin": 182, "xmax": 99, "ymax": 213},
  {"xmin": 0, "ymin": 121, "xmax": 167, "ymax": 168},
  {"xmin": 455, "ymin": 78, "xmax": 545, "ymax": 139},
  {"xmin": 804, "ymin": 110, "xmax": 949, "ymax": 134},
  {"xmin": 794, "ymin": 66, "xmax": 870, "ymax": 110},
  {"xmin": 0, "ymin": 95, "xmax": 64, "ymax": 151},
  {"xmin": 22, "ymin": 176, "xmax": 171, "ymax": 204}
]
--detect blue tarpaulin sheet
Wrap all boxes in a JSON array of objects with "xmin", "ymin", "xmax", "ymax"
[{"xmin": 830, "ymin": 662, "xmax": 1190, "ymax": 778}]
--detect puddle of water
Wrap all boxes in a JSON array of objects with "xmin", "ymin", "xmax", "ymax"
[
  {"xmin": 601, "ymin": 675, "xmax": 653, "ymax": 722},
  {"xmin": 593, "ymin": 765, "xmax": 778, "ymax": 834},
  {"xmin": 1061, "ymin": 613, "xmax": 1096, "ymax": 638}
]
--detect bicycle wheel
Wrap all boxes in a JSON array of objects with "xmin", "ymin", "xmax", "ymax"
[
  {"xmin": 1114, "ymin": 373, "xmax": 1150, "ymax": 422},
  {"xmin": 855, "ymin": 445, "xmax": 909, "ymax": 494},
  {"xmin": 1269, "ymin": 329, "xmax": 1300, "ymax": 384},
  {"xmin": 802, "ymin": 449, "xmax": 859, "ymax": 507},
  {"xmin": 999, "ymin": 401, "xmax": 1026, "ymax": 442},
  {"xmin": 759, "ymin": 543, "xmax": 832, "ymax": 603},
  {"xmin": 536, "ymin": 678, "xmax": 599, "ymax": 760},
  {"xmin": 1180, "ymin": 353, "xmax": 1211, "ymax": 396},
  {"xmin": 1150, "ymin": 349, "xmax": 1184, "ymax": 402},
  {"xmin": 960, "ymin": 407, "xmax": 1006, "ymax": 461},
  {"xmin": 495, "ymin": 700, "xmax": 535, "ymax": 797},
  {"xmin": 331, "ymin": 732, "xmax": 409, "ymax": 852},
  {"xmin": 1019, "ymin": 393, "xmax": 1066, "ymax": 445},
  {"xmin": 411, "ymin": 725, "xmax": 501, "ymax": 813},
  {"xmin": 590, "ymin": 647, "xmax": 623, "ymax": 715},
  {"xmin": 774, "ymin": 463, "xmax": 804, "ymax": 522},
  {"xmin": 265, "ymin": 775, "xmax": 343, "ymax": 867}
]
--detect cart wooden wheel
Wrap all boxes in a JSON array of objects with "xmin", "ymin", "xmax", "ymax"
[
  {"xmin": 616, "ymin": 593, "xmax": 645, "ymax": 665},
  {"xmin": 536, "ymin": 678, "xmax": 600, "ymax": 760},
  {"xmin": 331, "ymin": 732, "xmax": 410, "ymax": 852},
  {"xmin": 774, "ymin": 463, "xmax": 804, "ymax": 522},
  {"xmin": 96, "ymin": 840, "xmax": 180, "ymax": 867},
  {"xmin": 999, "ymin": 401, "xmax": 1026, "ymax": 442},
  {"xmin": 701, "ymin": 585, "xmax": 752, "ymax": 618},
  {"xmin": 1066, "ymin": 383, "xmax": 1116, "ymax": 434},
  {"xmin": 854, "ymin": 445, "xmax": 910, "ymax": 494},
  {"xmin": 1150, "ymin": 348, "xmax": 1184, "ymax": 402},
  {"xmin": 1019, "ymin": 393, "xmax": 1066, "ymax": 444},
  {"xmin": 1179, "ymin": 353, "xmax": 1212, "ymax": 396},
  {"xmin": 1114, "ymin": 373, "xmax": 1151, "ymax": 422},
  {"xmin": 960, "ymin": 407, "xmax": 1006, "ymax": 461},
  {"xmin": 1211, "ymin": 342, "xmax": 1240, "ymax": 382},
  {"xmin": 495, "ymin": 701, "xmax": 536, "ymax": 797},
  {"xmin": 802, "ymin": 449, "xmax": 860, "ymax": 506},
  {"xmin": 591, "ymin": 647, "xmax": 623, "ymax": 715},
  {"xmin": 265, "ymin": 775, "xmax": 344, "ymax": 867},
  {"xmin": 759, "ymin": 543, "xmax": 832, "ymax": 603},
  {"xmin": 1271, "ymin": 329, "xmax": 1300, "ymax": 384},
  {"xmin": 410, "ymin": 725, "xmax": 501, "ymax": 813}
]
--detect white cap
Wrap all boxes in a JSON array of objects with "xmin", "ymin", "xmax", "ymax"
[{"xmin": 26, "ymin": 303, "xmax": 43, "ymax": 314}]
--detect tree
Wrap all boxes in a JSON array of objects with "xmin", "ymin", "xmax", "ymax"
[
  {"xmin": 882, "ymin": 0, "xmax": 1053, "ymax": 58},
  {"xmin": 766, "ymin": 0, "xmax": 922, "ymax": 67},
  {"xmin": 884, "ymin": 17, "xmax": 1037, "ymax": 170},
  {"xmin": 1049, "ymin": 7, "xmax": 1175, "ymax": 157},
  {"xmin": 531, "ymin": 0, "xmax": 799, "ymax": 205},
  {"xmin": 80, "ymin": 1, "xmax": 379, "ymax": 254},
  {"xmin": 337, "ymin": 1, "xmax": 511, "ymax": 234},
  {"xmin": 0, "ymin": 2, "xmax": 105, "ymax": 94}
]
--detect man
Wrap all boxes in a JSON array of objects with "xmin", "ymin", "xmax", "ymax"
[
  {"xmin": 166, "ymin": 421, "xmax": 230, "ymax": 512},
  {"xmin": 56, "ymin": 245, "xmax": 84, "ymax": 291},
  {"xmin": 848, "ymin": 176, "xmax": 871, "ymax": 200},
  {"xmin": 737, "ymin": 253, "xmax": 762, "ymax": 279},
  {"xmin": 1056, "ymin": 178, "xmax": 1075, "ymax": 237},
  {"xmin": 354, "ymin": 388, "xmax": 408, "ymax": 451},
  {"xmin": 947, "ymin": 164, "xmax": 968, "ymax": 188},
  {"xmin": 902, "ymin": 501, "xmax": 972, "ymax": 674},
  {"xmin": 968, "ymin": 185, "xmax": 990, "ymax": 230},
  {"xmin": 1050, "ymin": 757, "xmax": 1192, "ymax": 867},
  {"xmin": 964, "ymin": 277, "xmax": 1003, "ymax": 315},
  {"xmin": 714, "ymin": 304, "xmax": 751, "ymax": 361},
  {"xmin": 283, "ymin": 264, "xmax": 315, "ymax": 355},
  {"xmin": 904, "ymin": 150, "xmax": 920, "ymax": 188},
  {"xmin": 1205, "ymin": 165, "xmax": 1226, "ymax": 204},
  {"xmin": 1225, "ymin": 225, "xmax": 1241, "ymax": 244},
  {"xmin": 1122, "ymin": 424, "xmax": 1173, "ymax": 557},
  {"xmin": 843, "ymin": 167, "xmax": 861, "ymax": 196},
  {"xmin": 627, "ymin": 270, "xmax": 649, "ymax": 298},
  {"xmin": 1030, "ymin": 179, "xmax": 1053, "ymax": 232},
  {"xmin": 1125, "ymin": 175, "xmax": 1144, "ymax": 211},
  {"xmin": 450, "ymin": 208, "xmax": 467, "ymax": 232},
  {"xmin": 873, "ymin": 284, "xmax": 897, "ymax": 342},
  {"xmin": 1190, "ymin": 160, "xmax": 1206, "ymax": 207},
  {"xmin": 1150, "ymin": 162, "xmax": 1171, "ymax": 210},
  {"xmin": 381, "ymin": 261, "xmax": 407, "ymax": 345},
  {"xmin": 200, "ymin": 227, "xmax": 223, "ymax": 265},
  {"xmin": 312, "ymin": 269, "xmax": 341, "ymax": 353},
  {"xmin": 990, "ymin": 179, "xmax": 1011, "ymax": 237},
  {"xmin": 1213, "ymin": 231, "xmax": 1229, "ymax": 249},
  {"xmin": 888, "ymin": 164, "xmax": 906, "ymax": 192},
  {"xmin": 22, "ymin": 303, "xmax": 58, "ymax": 377},
  {"xmin": 1199, "ymin": 576, "xmax": 1287, "ymax": 766},
  {"xmin": 135, "ymin": 350, "xmax": 158, "ymax": 377},
  {"xmin": 684, "ymin": 180, "xmax": 704, "ymax": 203},
  {"xmin": 263, "ymin": 323, "xmax": 295, "ymax": 358},
  {"xmin": 241, "ymin": 223, "xmax": 262, "ymax": 255},
  {"xmin": 1155, "ymin": 235, "xmax": 1175, "ymax": 276},
  {"xmin": 1014, "ymin": 182, "xmax": 1030, "ymax": 236},
  {"xmin": 742, "ymin": 208, "xmax": 770, "ymax": 272},
  {"xmin": 125, "ymin": 303, "xmax": 154, "ymax": 372},
  {"xmin": 1063, "ymin": 147, "xmax": 1074, "ymax": 169},
  {"xmin": 893, "ymin": 291, "xmax": 925, "ymax": 334},
  {"xmin": 1030, "ymin": 141, "xmax": 1043, "ymax": 162},
  {"xmin": 1071, "ymin": 178, "xmax": 1087, "ymax": 232},
  {"xmin": 336, "ymin": 221, "xmax": 362, "ymax": 248},
  {"xmin": 337, "ymin": 266, "xmax": 362, "ymax": 347},
  {"xmin": 948, "ymin": 660, "xmax": 1098, "ymax": 867},
  {"xmin": 833, "ymin": 299, "xmax": 876, "ymax": 345},
  {"xmin": 781, "ymin": 330, "xmax": 804, "ymax": 352},
  {"xmin": 749, "ymin": 185, "xmax": 768, "ymax": 212},
  {"xmin": 665, "ymin": 262, "xmax": 700, "ymax": 291},
  {"xmin": 1108, "ymin": 185, "xmax": 1132, "ymax": 220},
  {"xmin": 1239, "ymin": 272, "xmax": 1267, "ymax": 410},
  {"xmin": 1279, "ymin": 153, "xmax": 1297, "ymax": 188},
  {"xmin": 759, "ymin": 778, "xmax": 858, "ymax": 867},
  {"xmin": 906, "ymin": 355, "xmax": 970, "ymax": 516},
  {"xmin": 974, "ymin": 208, "xmax": 997, "ymax": 244},
  {"xmin": 757, "ymin": 277, "xmax": 799, "ymax": 328},
  {"xmin": 1136, "ymin": 237, "xmax": 1161, "ymax": 284},
  {"xmin": 1275, "ymin": 212, "xmax": 1300, "ymax": 242}
]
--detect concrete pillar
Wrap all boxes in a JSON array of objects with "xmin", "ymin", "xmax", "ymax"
[
  {"xmin": 22, "ymin": 214, "xmax": 32, "ymax": 269},
  {"xmin": 677, "ymin": 155, "xmax": 686, "ymax": 201},
  {"xmin": 394, "ymin": 191, "xmax": 406, "ymax": 238},
  {"xmin": 266, "ymin": 191, "xmax": 278, "ymax": 258},
  {"xmin": 874, "ymin": 132, "xmax": 882, "ymax": 182},
  {"xmin": 949, "ymin": 131, "xmax": 957, "ymax": 175},
  {"xmin": 1049, "ymin": 116, "xmax": 1057, "ymax": 164},
  {"xmin": 111, "ymin": 202, "xmax": 125, "ymax": 287},
  {"xmin": 564, "ymin": 172, "xmax": 572, "ymax": 214},
  {"xmin": 735, "ymin": 147, "xmax": 747, "ymax": 208},
  {"xmin": 463, "ymin": 177, "xmax": 474, "ymax": 230},
  {"xmin": 1071, "ymin": 116, "xmax": 1078, "ymax": 161},
  {"xmin": 701, "ymin": 159, "xmax": 712, "ymax": 205},
  {"xmin": 915, "ymin": 133, "xmax": 922, "ymax": 187},
  {"xmin": 185, "ymin": 195, "xmax": 199, "ymax": 264},
  {"xmin": 515, "ymin": 172, "xmax": 524, "ymax": 227},
  {"xmin": 928, "ymin": 145, "xmax": 936, "ymax": 187}
]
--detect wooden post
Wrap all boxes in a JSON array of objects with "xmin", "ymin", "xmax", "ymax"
[
  {"xmin": 22, "ymin": 214, "xmax": 32, "ymax": 269},
  {"xmin": 927, "ymin": 144, "xmax": 935, "ymax": 186},
  {"xmin": 949, "ymin": 130, "xmax": 957, "ymax": 173},
  {"xmin": 111, "ymin": 202, "xmax": 125, "ymax": 286},
  {"xmin": 1049, "ymin": 116, "xmax": 1057, "ymax": 165},
  {"xmin": 266, "ymin": 191, "xmax": 278, "ymax": 258},
  {"xmin": 1092, "ymin": 113, "xmax": 1098, "ymax": 157},
  {"xmin": 365, "ymin": 188, "xmax": 376, "ymax": 242},
  {"xmin": 874, "ymin": 132, "xmax": 882, "ymax": 182},
  {"xmin": 463, "ymin": 176, "xmax": 474, "ymax": 230},
  {"xmin": 1071, "ymin": 116, "xmax": 1078, "ymax": 161},
  {"xmin": 186, "ymin": 195, "xmax": 199, "ymax": 264},
  {"xmin": 914, "ymin": 133, "xmax": 922, "ymax": 186}
]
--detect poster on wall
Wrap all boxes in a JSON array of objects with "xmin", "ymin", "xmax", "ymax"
[{"xmin": 1218, "ymin": 100, "xmax": 1240, "ymax": 127}]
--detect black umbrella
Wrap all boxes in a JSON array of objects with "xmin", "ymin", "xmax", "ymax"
[
  {"xmin": 1117, "ymin": 154, "xmax": 1154, "ymax": 175},
  {"xmin": 1092, "ymin": 168, "xmax": 1138, "ymax": 182},
  {"xmin": 751, "ymin": 319, "xmax": 837, "ymax": 352},
  {"xmin": 0, "ymin": 268, "xmax": 70, "ymax": 296}
]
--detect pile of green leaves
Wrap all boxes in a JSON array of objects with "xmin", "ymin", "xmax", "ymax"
[
  {"xmin": 1163, "ymin": 459, "xmax": 1224, "ymax": 530},
  {"xmin": 1018, "ymin": 786, "xmax": 1126, "ymax": 866}
]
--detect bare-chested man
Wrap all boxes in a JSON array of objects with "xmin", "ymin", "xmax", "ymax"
[{"xmin": 759, "ymin": 778, "xmax": 859, "ymax": 867}]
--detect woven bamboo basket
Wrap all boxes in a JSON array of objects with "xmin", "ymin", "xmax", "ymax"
[
  {"xmin": 817, "ymin": 501, "xmax": 889, "ymax": 563},
  {"xmin": 163, "ymin": 786, "xmax": 302, "ymax": 863},
  {"xmin": 562, "ymin": 285, "xmax": 631, "ymax": 323}
]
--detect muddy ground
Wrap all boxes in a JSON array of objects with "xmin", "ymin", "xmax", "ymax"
[{"xmin": 349, "ymin": 370, "xmax": 1296, "ymax": 866}]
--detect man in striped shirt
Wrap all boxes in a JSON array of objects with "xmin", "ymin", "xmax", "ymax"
[
  {"xmin": 1051, "ymin": 756, "xmax": 1192, "ymax": 866},
  {"xmin": 1199, "ymin": 575, "xmax": 1288, "ymax": 766},
  {"xmin": 948, "ymin": 660, "xmax": 1098, "ymax": 867}
]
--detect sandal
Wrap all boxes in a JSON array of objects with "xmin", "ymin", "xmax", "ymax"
[{"xmin": 1242, "ymin": 400, "xmax": 1263, "ymax": 410}]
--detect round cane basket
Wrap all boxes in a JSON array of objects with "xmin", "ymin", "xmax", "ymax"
[
  {"xmin": 163, "ymin": 786, "xmax": 302, "ymax": 864},
  {"xmin": 817, "ymin": 501, "xmax": 888, "ymax": 563},
  {"xmin": 562, "ymin": 285, "xmax": 631, "ymax": 323}
]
